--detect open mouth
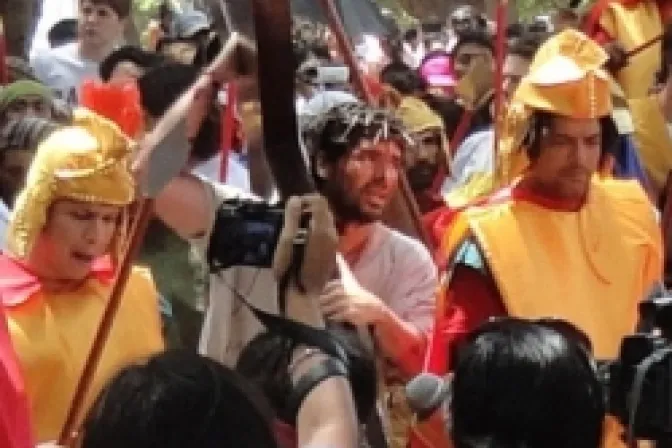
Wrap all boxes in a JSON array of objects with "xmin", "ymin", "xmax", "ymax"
[
  {"xmin": 363, "ymin": 196, "xmax": 390, "ymax": 211},
  {"xmin": 72, "ymin": 252, "xmax": 94, "ymax": 263}
]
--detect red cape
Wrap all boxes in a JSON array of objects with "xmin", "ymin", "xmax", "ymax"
[{"xmin": 0, "ymin": 254, "xmax": 115, "ymax": 307}]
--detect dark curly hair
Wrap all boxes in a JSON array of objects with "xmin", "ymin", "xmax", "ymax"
[
  {"xmin": 524, "ymin": 111, "xmax": 619, "ymax": 162},
  {"xmin": 301, "ymin": 102, "xmax": 410, "ymax": 184}
]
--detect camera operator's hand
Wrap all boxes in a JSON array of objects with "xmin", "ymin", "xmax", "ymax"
[
  {"xmin": 275, "ymin": 196, "xmax": 359, "ymax": 448},
  {"xmin": 273, "ymin": 194, "xmax": 339, "ymax": 297}
]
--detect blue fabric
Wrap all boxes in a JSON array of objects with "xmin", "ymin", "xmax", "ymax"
[
  {"xmin": 158, "ymin": 294, "xmax": 174, "ymax": 319},
  {"xmin": 454, "ymin": 238, "xmax": 486, "ymax": 271},
  {"xmin": 613, "ymin": 135, "xmax": 649, "ymax": 190}
]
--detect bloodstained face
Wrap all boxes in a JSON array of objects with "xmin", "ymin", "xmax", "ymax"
[{"xmin": 320, "ymin": 138, "xmax": 402, "ymax": 224}]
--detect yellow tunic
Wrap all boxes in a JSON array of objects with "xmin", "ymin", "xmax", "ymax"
[
  {"xmin": 628, "ymin": 96, "xmax": 672, "ymax": 195},
  {"xmin": 599, "ymin": 1, "xmax": 663, "ymax": 99},
  {"xmin": 443, "ymin": 177, "xmax": 662, "ymax": 359},
  {"xmin": 5, "ymin": 266, "xmax": 164, "ymax": 442},
  {"xmin": 443, "ymin": 177, "xmax": 661, "ymax": 448},
  {"xmin": 598, "ymin": 2, "xmax": 671, "ymax": 194}
]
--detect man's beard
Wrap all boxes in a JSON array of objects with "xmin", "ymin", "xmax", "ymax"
[
  {"xmin": 320, "ymin": 177, "xmax": 380, "ymax": 225},
  {"xmin": 406, "ymin": 162, "xmax": 439, "ymax": 193}
]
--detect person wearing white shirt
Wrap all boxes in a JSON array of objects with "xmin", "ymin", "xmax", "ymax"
[{"xmin": 31, "ymin": 0, "xmax": 129, "ymax": 105}]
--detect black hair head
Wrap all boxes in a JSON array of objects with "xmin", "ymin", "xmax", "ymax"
[
  {"xmin": 451, "ymin": 318, "xmax": 604, "ymax": 448},
  {"xmin": 82, "ymin": 350, "xmax": 278, "ymax": 448}
]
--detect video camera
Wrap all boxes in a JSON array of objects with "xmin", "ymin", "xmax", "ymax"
[
  {"xmin": 599, "ymin": 294, "xmax": 672, "ymax": 445},
  {"xmin": 206, "ymin": 198, "xmax": 311, "ymax": 272}
]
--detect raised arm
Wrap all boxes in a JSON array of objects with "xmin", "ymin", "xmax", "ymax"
[{"xmin": 276, "ymin": 195, "xmax": 358, "ymax": 448}]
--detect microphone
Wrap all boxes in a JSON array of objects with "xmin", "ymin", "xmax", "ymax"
[{"xmin": 405, "ymin": 372, "xmax": 450, "ymax": 421}]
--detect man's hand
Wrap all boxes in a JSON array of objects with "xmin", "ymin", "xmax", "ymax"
[
  {"xmin": 273, "ymin": 194, "xmax": 338, "ymax": 295},
  {"xmin": 273, "ymin": 194, "xmax": 338, "ymax": 329},
  {"xmin": 133, "ymin": 33, "xmax": 257, "ymax": 181},
  {"xmin": 319, "ymin": 257, "xmax": 387, "ymax": 326}
]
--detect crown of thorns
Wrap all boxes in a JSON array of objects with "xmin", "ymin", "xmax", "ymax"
[{"xmin": 302, "ymin": 102, "xmax": 412, "ymax": 155}]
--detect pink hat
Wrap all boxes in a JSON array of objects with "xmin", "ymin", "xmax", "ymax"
[{"xmin": 419, "ymin": 54, "xmax": 456, "ymax": 87}]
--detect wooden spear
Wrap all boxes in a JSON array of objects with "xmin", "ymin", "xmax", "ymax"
[{"xmin": 58, "ymin": 35, "xmax": 251, "ymax": 446}]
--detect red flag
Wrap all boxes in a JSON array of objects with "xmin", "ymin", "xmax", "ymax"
[
  {"xmin": 584, "ymin": 0, "xmax": 614, "ymax": 37},
  {"xmin": 493, "ymin": 0, "xmax": 507, "ymax": 160},
  {"xmin": 219, "ymin": 82, "xmax": 239, "ymax": 182},
  {"xmin": 0, "ymin": 18, "xmax": 8, "ymax": 85}
]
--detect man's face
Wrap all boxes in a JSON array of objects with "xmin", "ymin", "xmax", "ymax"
[
  {"xmin": 5, "ymin": 95, "xmax": 52, "ymax": 121},
  {"xmin": 78, "ymin": 0, "xmax": 124, "ymax": 49},
  {"xmin": 108, "ymin": 60, "xmax": 143, "ymax": 85},
  {"xmin": 405, "ymin": 129, "xmax": 444, "ymax": 193},
  {"xmin": 321, "ymin": 139, "xmax": 402, "ymax": 224},
  {"xmin": 527, "ymin": 116, "xmax": 602, "ymax": 201},
  {"xmin": 453, "ymin": 43, "xmax": 493, "ymax": 81},
  {"xmin": 502, "ymin": 54, "xmax": 531, "ymax": 104},
  {"xmin": 451, "ymin": 18, "xmax": 473, "ymax": 35}
]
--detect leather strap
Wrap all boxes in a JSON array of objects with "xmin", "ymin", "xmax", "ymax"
[
  {"xmin": 287, "ymin": 357, "xmax": 349, "ymax": 424},
  {"xmin": 223, "ymin": 271, "xmax": 350, "ymax": 367}
]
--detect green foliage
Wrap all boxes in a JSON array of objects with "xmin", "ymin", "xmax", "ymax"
[
  {"xmin": 515, "ymin": 0, "xmax": 559, "ymax": 19},
  {"xmin": 515, "ymin": 0, "xmax": 596, "ymax": 20},
  {"xmin": 132, "ymin": 0, "xmax": 163, "ymax": 35},
  {"xmin": 134, "ymin": 0, "xmax": 163, "ymax": 13},
  {"xmin": 375, "ymin": 0, "xmax": 418, "ymax": 26}
]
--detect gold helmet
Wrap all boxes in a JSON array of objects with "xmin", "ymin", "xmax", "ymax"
[{"xmin": 7, "ymin": 108, "xmax": 136, "ymax": 259}]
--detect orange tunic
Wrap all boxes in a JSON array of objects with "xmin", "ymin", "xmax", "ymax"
[
  {"xmin": 426, "ymin": 177, "xmax": 662, "ymax": 448},
  {"xmin": 0, "ymin": 255, "xmax": 164, "ymax": 443},
  {"xmin": 442, "ymin": 177, "xmax": 661, "ymax": 358}
]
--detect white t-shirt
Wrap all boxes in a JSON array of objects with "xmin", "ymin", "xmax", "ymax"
[
  {"xmin": 195, "ymin": 181, "xmax": 438, "ymax": 367},
  {"xmin": 31, "ymin": 42, "xmax": 100, "ymax": 106},
  {"xmin": 443, "ymin": 127, "xmax": 495, "ymax": 194},
  {"xmin": 402, "ymin": 42, "xmax": 426, "ymax": 69},
  {"xmin": 191, "ymin": 152, "xmax": 251, "ymax": 192}
]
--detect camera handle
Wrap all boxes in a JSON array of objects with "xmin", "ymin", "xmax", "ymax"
[
  {"xmin": 277, "ymin": 213, "xmax": 311, "ymax": 315},
  {"xmin": 228, "ymin": 275, "xmax": 349, "ymax": 366},
  {"xmin": 625, "ymin": 346, "xmax": 672, "ymax": 447}
]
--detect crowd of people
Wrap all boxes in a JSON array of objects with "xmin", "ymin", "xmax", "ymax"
[{"xmin": 0, "ymin": 0, "xmax": 671, "ymax": 447}]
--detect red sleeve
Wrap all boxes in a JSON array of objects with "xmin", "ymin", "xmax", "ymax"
[
  {"xmin": 440, "ymin": 264, "xmax": 507, "ymax": 371},
  {"xmin": 0, "ymin": 306, "xmax": 33, "ymax": 448},
  {"xmin": 592, "ymin": 27, "xmax": 614, "ymax": 46},
  {"xmin": 421, "ymin": 205, "xmax": 461, "ymax": 268}
]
